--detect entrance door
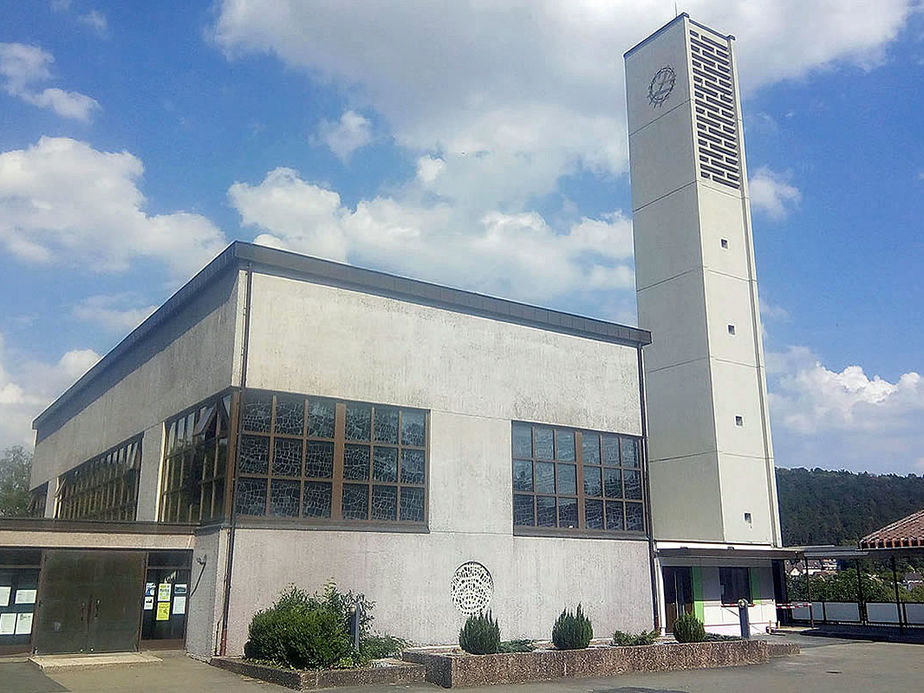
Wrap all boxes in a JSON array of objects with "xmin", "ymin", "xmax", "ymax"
[
  {"xmin": 662, "ymin": 566, "xmax": 694, "ymax": 631},
  {"xmin": 34, "ymin": 551, "xmax": 145, "ymax": 654}
]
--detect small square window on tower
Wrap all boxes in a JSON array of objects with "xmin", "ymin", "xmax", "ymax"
[
  {"xmin": 727, "ymin": 324, "xmax": 736, "ymax": 335},
  {"xmin": 721, "ymin": 238, "xmax": 729, "ymax": 248},
  {"xmin": 744, "ymin": 512, "xmax": 752, "ymax": 525},
  {"xmin": 735, "ymin": 415, "xmax": 744, "ymax": 426}
]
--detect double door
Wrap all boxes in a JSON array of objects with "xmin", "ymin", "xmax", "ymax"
[{"xmin": 34, "ymin": 550, "xmax": 145, "ymax": 654}]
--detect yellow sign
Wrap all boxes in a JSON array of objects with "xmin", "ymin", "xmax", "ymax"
[
  {"xmin": 158, "ymin": 583, "xmax": 172, "ymax": 602},
  {"xmin": 156, "ymin": 601, "xmax": 171, "ymax": 621}
]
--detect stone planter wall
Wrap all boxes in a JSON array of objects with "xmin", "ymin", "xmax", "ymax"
[
  {"xmin": 210, "ymin": 657, "xmax": 426, "ymax": 690},
  {"xmin": 403, "ymin": 640, "xmax": 773, "ymax": 688}
]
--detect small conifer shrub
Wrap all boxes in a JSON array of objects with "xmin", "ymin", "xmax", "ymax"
[
  {"xmin": 459, "ymin": 611, "xmax": 501, "ymax": 655},
  {"xmin": 551, "ymin": 604, "xmax": 593, "ymax": 650},
  {"xmin": 672, "ymin": 613, "xmax": 706, "ymax": 643}
]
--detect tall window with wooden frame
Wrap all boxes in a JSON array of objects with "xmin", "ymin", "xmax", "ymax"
[
  {"xmin": 512, "ymin": 422, "xmax": 646, "ymax": 534},
  {"xmin": 159, "ymin": 393, "xmax": 232, "ymax": 523},
  {"xmin": 56, "ymin": 437, "xmax": 142, "ymax": 521},
  {"xmin": 235, "ymin": 390, "xmax": 427, "ymax": 526}
]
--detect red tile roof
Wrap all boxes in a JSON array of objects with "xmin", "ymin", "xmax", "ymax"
[{"xmin": 859, "ymin": 509, "xmax": 924, "ymax": 549}]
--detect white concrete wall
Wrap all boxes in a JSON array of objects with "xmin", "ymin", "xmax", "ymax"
[
  {"xmin": 244, "ymin": 273, "xmax": 643, "ymax": 434},
  {"xmin": 226, "ymin": 529, "xmax": 653, "ymax": 653},
  {"xmin": 218, "ymin": 272, "xmax": 651, "ymax": 651},
  {"xmin": 185, "ymin": 528, "xmax": 230, "ymax": 659},
  {"xmin": 691, "ymin": 562, "xmax": 776, "ymax": 636},
  {"xmin": 31, "ymin": 270, "xmax": 242, "ymax": 510}
]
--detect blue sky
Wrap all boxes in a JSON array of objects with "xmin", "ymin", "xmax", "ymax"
[{"xmin": 0, "ymin": 1, "xmax": 921, "ymax": 475}]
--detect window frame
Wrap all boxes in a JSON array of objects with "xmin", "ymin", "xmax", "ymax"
[
  {"xmin": 511, "ymin": 421, "xmax": 648, "ymax": 540},
  {"xmin": 56, "ymin": 436, "xmax": 142, "ymax": 521},
  {"xmin": 158, "ymin": 390, "xmax": 235, "ymax": 524},
  {"xmin": 233, "ymin": 389, "xmax": 429, "ymax": 530},
  {"xmin": 719, "ymin": 566, "xmax": 752, "ymax": 605}
]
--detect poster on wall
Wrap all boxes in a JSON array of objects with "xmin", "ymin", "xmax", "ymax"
[
  {"xmin": 14, "ymin": 589, "xmax": 36, "ymax": 605},
  {"xmin": 0, "ymin": 586, "xmax": 10, "ymax": 607},
  {"xmin": 0, "ymin": 613, "xmax": 15, "ymax": 635},
  {"xmin": 15, "ymin": 612, "xmax": 32, "ymax": 635},
  {"xmin": 144, "ymin": 596, "xmax": 154, "ymax": 610},
  {"xmin": 156, "ymin": 602, "xmax": 170, "ymax": 621},
  {"xmin": 145, "ymin": 582, "xmax": 156, "ymax": 598},
  {"xmin": 157, "ymin": 583, "xmax": 172, "ymax": 602},
  {"xmin": 172, "ymin": 596, "xmax": 186, "ymax": 615},
  {"xmin": 174, "ymin": 584, "xmax": 187, "ymax": 596}
]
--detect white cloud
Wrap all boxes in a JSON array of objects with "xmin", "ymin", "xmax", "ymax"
[
  {"xmin": 0, "ymin": 43, "xmax": 99, "ymax": 121},
  {"xmin": 768, "ymin": 346, "xmax": 924, "ymax": 474},
  {"xmin": 759, "ymin": 297, "xmax": 790, "ymax": 322},
  {"xmin": 78, "ymin": 10, "xmax": 108, "ymax": 37},
  {"xmin": 212, "ymin": 0, "xmax": 913, "ymax": 209},
  {"xmin": 316, "ymin": 110, "xmax": 372, "ymax": 161},
  {"xmin": 71, "ymin": 295, "xmax": 158, "ymax": 333},
  {"xmin": 0, "ymin": 332, "xmax": 100, "ymax": 450},
  {"xmin": 749, "ymin": 167, "xmax": 801, "ymax": 220},
  {"xmin": 0, "ymin": 137, "xmax": 227, "ymax": 278},
  {"xmin": 229, "ymin": 167, "xmax": 635, "ymax": 303}
]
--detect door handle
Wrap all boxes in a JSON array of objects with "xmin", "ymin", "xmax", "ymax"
[
  {"xmin": 91, "ymin": 598, "xmax": 100, "ymax": 620},
  {"xmin": 80, "ymin": 600, "xmax": 87, "ymax": 623}
]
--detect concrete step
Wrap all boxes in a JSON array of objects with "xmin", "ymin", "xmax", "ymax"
[{"xmin": 29, "ymin": 652, "xmax": 161, "ymax": 671}]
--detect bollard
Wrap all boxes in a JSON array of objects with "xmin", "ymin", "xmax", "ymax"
[
  {"xmin": 737, "ymin": 598, "xmax": 750, "ymax": 639},
  {"xmin": 351, "ymin": 599, "xmax": 364, "ymax": 651}
]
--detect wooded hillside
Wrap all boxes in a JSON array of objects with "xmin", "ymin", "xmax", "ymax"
[{"xmin": 776, "ymin": 467, "xmax": 924, "ymax": 546}]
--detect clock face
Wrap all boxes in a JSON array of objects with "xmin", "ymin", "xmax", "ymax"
[{"xmin": 648, "ymin": 66, "xmax": 676, "ymax": 108}]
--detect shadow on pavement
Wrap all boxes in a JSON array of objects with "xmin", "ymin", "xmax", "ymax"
[{"xmin": 1, "ymin": 662, "xmax": 68, "ymax": 693}]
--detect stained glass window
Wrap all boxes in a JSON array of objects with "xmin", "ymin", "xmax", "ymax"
[
  {"xmin": 511, "ymin": 422, "xmax": 646, "ymax": 534},
  {"xmin": 235, "ymin": 390, "xmax": 427, "ymax": 526},
  {"xmin": 159, "ymin": 393, "xmax": 232, "ymax": 524}
]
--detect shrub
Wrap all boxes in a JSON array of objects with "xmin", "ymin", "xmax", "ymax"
[
  {"xmin": 612, "ymin": 629, "xmax": 659, "ymax": 646},
  {"xmin": 551, "ymin": 604, "xmax": 593, "ymax": 650},
  {"xmin": 359, "ymin": 634, "xmax": 412, "ymax": 661},
  {"xmin": 244, "ymin": 581, "xmax": 390, "ymax": 670},
  {"xmin": 459, "ymin": 611, "xmax": 501, "ymax": 655},
  {"xmin": 244, "ymin": 601, "xmax": 352, "ymax": 669},
  {"xmin": 672, "ymin": 614, "xmax": 706, "ymax": 643},
  {"xmin": 498, "ymin": 639, "xmax": 535, "ymax": 653}
]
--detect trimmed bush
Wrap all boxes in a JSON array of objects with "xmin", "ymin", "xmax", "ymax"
[
  {"xmin": 551, "ymin": 604, "xmax": 593, "ymax": 650},
  {"xmin": 459, "ymin": 611, "xmax": 501, "ymax": 655},
  {"xmin": 672, "ymin": 614, "xmax": 706, "ymax": 643},
  {"xmin": 244, "ymin": 600, "xmax": 352, "ymax": 669},
  {"xmin": 612, "ymin": 629, "xmax": 659, "ymax": 646},
  {"xmin": 244, "ymin": 581, "xmax": 406, "ymax": 669}
]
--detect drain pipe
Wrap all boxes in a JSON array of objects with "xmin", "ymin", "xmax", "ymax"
[
  {"xmin": 637, "ymin": 345, "xmax": 660, "ymax": 632},
  {"xmin": 219, "ymin": 262, "xmax": 253, "ymax": 656}
]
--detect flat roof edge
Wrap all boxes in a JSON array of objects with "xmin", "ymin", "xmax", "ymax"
[
  {"xmin": 236, "ymin": 242, "xmax": 651, "ymax": 347},
  {"xmin": 624, "ymin": 13, "xmax": 734, "ymax": 58}
]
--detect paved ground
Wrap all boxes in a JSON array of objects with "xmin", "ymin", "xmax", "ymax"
[{"xmin": 3, "ymin": 634, "xmax": 922, "ymax": 692}]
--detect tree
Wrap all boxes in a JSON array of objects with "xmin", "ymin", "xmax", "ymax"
[{"xmin": 0, "ymin": 446, "xmax": 32, "ymax": 517}]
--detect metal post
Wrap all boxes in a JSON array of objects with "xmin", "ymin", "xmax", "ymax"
[
  {"xmin": 856, "ymin": 558, "xmax": 866, "ymax": 625},
  {"xmin": 351, "ymin": 598, "xmax": 364, "ymax": 652},
  {"xmin": 737, "ymin": 598, "xmax": 750, "ymax": 639},
  {"xmin": 805, "ymin": 555, "xmax": 814, "ymax": 627},
  {"xmin": 891, "ymin": 556, "xmax": 904, "ymax": 634}
]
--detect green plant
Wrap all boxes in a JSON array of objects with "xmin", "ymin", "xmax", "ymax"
[
  {"xmin": 244, "ymin": 602, "xmax": 352, "ymax": 669},
  {"xmin": 359, "ymin": 634, "xmax": 412, "ymax": 661},
  {"xmin": 244, "ymin": 581, "xmax": 385, "ymax": 670},
  {"xmin": 672, "ymin": 614, "xmax": 706, "ymax": 643},
  {"xmin": 498, "ymin": 639, "xmax": 535, "ymax": 653},
  {"xmin": 459, "ymin": 611, "xmax": 501, "ymax": 655},
  {"xmin": 612, "ymin": 629, "xmax": 658, "ymax": 646},
  {"xmin": 704, "ymin": 632, "xmax": 741, "ymax": 642},
  {"xmin": 551, "ymin": 604, "xmax": 593, "ymax": 650}
]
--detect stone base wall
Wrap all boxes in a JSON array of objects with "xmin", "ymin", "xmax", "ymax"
[
  {"xmin": 210, "ymin": 657, "xmax": 426, "ymax": 690},
  {"xmin": 403, "ymin": 640, "xmax": 771, "ymax": 688}
]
